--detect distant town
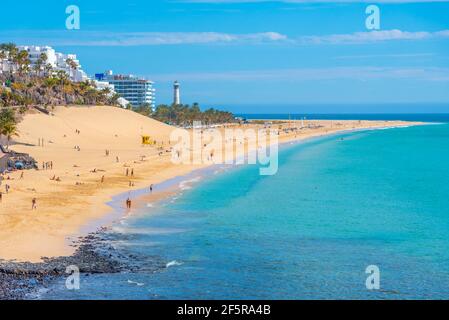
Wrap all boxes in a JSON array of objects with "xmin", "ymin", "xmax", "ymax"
[
  {"xmin": 0, "ymin": 43, "xmax": 236, "ymax": 127},
  {"xmin": 0, "ymin": 45, "xmax": 170, "ymax": 109}
]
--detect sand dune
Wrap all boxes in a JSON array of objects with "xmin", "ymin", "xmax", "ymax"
[{"xmin": 0, "ymin": 106, "xmax": 196, "ymax": 262}]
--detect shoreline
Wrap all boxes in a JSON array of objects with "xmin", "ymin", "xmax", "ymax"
[
  {"xmin": 0, "ymin": 118, "xmax": 428, "ymax": 299},
  {"xmin": 88, "ymin": 121, "xmax": 427, "ymax": 238},
  {"xmin": 0, "ymin": 107, "xmax": 426, "ymax": 263}
]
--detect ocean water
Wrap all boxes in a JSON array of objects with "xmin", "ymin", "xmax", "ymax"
[
  {"xmin": 239, "ymin": 113, "xmax": 449, "ymax": 122},
  {"xmin": 41, "ymin": 121, "xmax": 449, "ymax": 300}
]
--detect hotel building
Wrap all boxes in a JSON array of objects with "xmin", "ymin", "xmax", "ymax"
[{"xmin": 95, "ymin": 70, "xmax": 156, "ymax": 109}]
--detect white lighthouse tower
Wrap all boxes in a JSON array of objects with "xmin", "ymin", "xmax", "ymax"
[{"xmin": 173, "ymin": 81, "xmax": 181, "ymax": 105}]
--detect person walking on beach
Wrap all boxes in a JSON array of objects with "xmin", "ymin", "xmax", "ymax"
[
  {"xmin": 150, "ymin": 184, "xmax": 153, "ymax": 193},
  {"xmin": 0, "ymin": 192, "xmax": 2, "ymax": 203},
  {"xmin": 101, "ymin": 175, "xmax": 105, "ymax": 183},
  {"xmin": 5, "ymin": 184, "xmax": 10, "ymax": 194},
  {"xmin": 126, "ymin": 168, "xmax": 129, "ymax": 176},
  {"xmin": 20, "ymin": 172, "xmax": 24, "ymax": 179},
  {"xmin": 31, "ymin": 198, "xmax": 37, "ymax": 210},
  {"xmin": 126, "ymin": 198, "xmax": 132, "ymax": 209},
  {"xmin": 131, "ymin": 169, "xmax": 134, "ymax": 177}
]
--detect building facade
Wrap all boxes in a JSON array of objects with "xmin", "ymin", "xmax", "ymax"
[
  {"xmin": 18, "ymin": 46, "xmax": 89, "ymax": 82},
  {"xmin": 95, "ymin": 70, "xmax": 155, "ymax": 109}
]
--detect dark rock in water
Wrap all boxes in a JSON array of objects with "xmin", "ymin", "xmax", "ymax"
[{"xmin": 0, "ymin": 229, "xmax": 162, "ymax": 300}]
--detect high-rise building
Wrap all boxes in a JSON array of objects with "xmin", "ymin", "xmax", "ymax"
[
  {"xmin": 96, "ymin": 70, "xmax": 156, "ymax": 109},
  {"xmin": 174, "ymin": 80, "xmax": 181, "ymax": 105}
]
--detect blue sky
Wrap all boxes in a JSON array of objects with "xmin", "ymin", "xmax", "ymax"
[{"xmin": 1, "ymin": 0, "xmax": 449, "ymax": 113}]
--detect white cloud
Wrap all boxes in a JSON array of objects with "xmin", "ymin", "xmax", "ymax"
[
  {"xmin": 300, "ymin": 29, "xmax": 449, "ymax": 44},
  {"xmin": 38, "ymin": 31, "xmax": 288, "ymax": 46},
  {"xmin": 63, "ymin": 29, "xmax": 449, "ymax": 46},
  {"xmin": 2, "ymin": 29, "xmax": 449, "ymax": 47},
  {"xmin": 333, "ymin": 53, "xmax": 436, "ymax": 59},
  {"xmin": 151, "ymin": 67, "xmax": 449, "ymax": 82}
]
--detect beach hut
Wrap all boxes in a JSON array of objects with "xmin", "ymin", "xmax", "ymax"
[{"xmin": 141, "ymin": 135, "xmax": 154, "ymax": 145}]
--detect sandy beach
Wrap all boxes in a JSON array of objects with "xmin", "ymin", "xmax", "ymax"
[{"xmin": 0, "ymin": 105, "xmax": 421, "ymax": 262}]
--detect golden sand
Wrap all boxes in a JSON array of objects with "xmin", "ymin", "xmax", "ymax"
[{"xmin": 0, "ymin": 106, "xmax": 420, "ymax": 262}]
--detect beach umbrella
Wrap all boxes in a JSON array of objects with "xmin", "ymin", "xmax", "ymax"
[{"xmin": 15, "ymin": 161, "xmax": 24, "ymax": 169}]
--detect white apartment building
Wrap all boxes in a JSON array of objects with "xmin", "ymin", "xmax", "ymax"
[
  {"xmin": 95, "ymin": 70, "xmax": 156, "ymax": 109},
  {"xmin": 0, "ymin": 58, "xmax": 15, "ymax": 74},
  {"xmin": 18, "ymin": 46, "xmax": 89, "ymax": 82},
  {"xmin": 93, "ymin": 80, "xmax": 115, "ymax": 94}
]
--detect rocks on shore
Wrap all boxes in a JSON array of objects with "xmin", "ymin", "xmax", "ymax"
[{"xmin": 0, "ymin": 228, "xmax": 164, "ymax": 300}]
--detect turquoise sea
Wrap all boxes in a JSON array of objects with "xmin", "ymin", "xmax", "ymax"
[{"xmin": 42, "ymin": 119, "xmax": 449, "ymax": 299}]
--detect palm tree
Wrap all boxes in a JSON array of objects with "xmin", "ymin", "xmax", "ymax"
[
  {"xmin": 0, "ymin": 108, "xmax": 18, "ymax": 150},
  {"xmin": 14, "ymin": 50, "xmax": 30, "ymax": 77},
  {"xmin": 55, "ymin": 70, "xmax": 69, "ymax": 100},
  {"xmin": 44, "ymin": 63, "xmax": 53, "ymax": 77},
  {"xmin": 65, "ymin": 58, "xmax": 78, "ymax": 81},
  {"xmin": 0, "ymin": 43, "xmax": 18, "ymax": 76},
  {"xmin": 0, "ymin": 43, "xmax": 18, "ymax": 61},
  {"xmin": 33, "ymin": 52, "xmax": 48, "ymax": 77},
  {"xmin": 1, "ymin": 121, "xmax": 18, "ymax": 150}
]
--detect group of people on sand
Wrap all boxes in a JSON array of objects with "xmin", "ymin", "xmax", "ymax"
[
  {"xmin": 0, "ymin": 176, "xmax": 11, "ymax": 193},
  {"xmin": 37, "ymin": 138, "xmax": 45, "ymax": 147},
  {"xmin": 125, "ymin": 168, "xmax": 134, "ymax": 177},
  {"xmin": 125, "ymin": 184, "xmax": 155, "ymax": 210},
  {"xmin": 0, "ymin": 176, "xmax": 38, "ymax": 210},
  {"xmin": 50, "ymin": 175, "xmax": 61, "ymax": 182},
  {"xmin": 0, "ymin": 184, "xmax": 11, "ymax": 203},
  {"xmin": 42, "ymin": 161, "xmax": 53, "ymax": 170}
]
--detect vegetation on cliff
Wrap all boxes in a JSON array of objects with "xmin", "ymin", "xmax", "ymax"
[{"xmin": 0, "ymin": 43, "xmax": 119, "ymax": 109}]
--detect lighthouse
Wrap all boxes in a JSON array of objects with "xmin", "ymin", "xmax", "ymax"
[{"xmin": 173, "ymin": 81, "xmax": 181, "ymax": 105}]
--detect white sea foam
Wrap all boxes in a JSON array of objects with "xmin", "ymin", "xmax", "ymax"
[
  {"xmin": 111, "ymin": 226, "xmax": 186, "ymax": 235},
  {"xmin": 119, "ymin": 219, "xmax": 129, "ymax": 225},
  {"xmin": 375, "ymin": 127, "xmax": 394, "ymax": 130},
  {"xmin": 179, "ymin": 176, "xmax": 202, "ymax": 191},
  {"xmin": 127, "ymin": 280, "xmax": 145, "ymax": 286},
  {"xmin": 25, "ymin": 287, "xmax": 50, "ymax": 300},
  {"xmin": 166, "ymin": 260, "xmax": 183, "ymax": 268}
]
